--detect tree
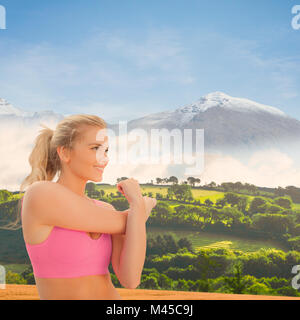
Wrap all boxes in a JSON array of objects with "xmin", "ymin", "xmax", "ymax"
[
  {"xmin": 85, "ymin": 182, "xmax": 100, "ymax": 198},
  {"xmin": 275, "ymin": 286, "xmax": 300, "ymax": 297},
  {"xmin": 252, "ymin": 213, "xmax": 293, "ymax": 235},
  {"xmin": 163, "ymin": 234, "xmax": 179, "ymax": 253},
  {"xmin": 155, "ymin": 192, "xmax": 163, "ymax": 200},
  {"xmin": 0, "ymin": 190, "xmax": 11, "ymax": 202},
  {"xmin": 287, "ymin": 236, "xmax": 300, "ymax": 251},
  {"xmin": 110, "ymin": 199, "xmax": 129, "ymax": 211},
  {"xmin": 194, "ymin": 250, "xmax": 220, "ymax": 292},
  {"xmin": 188, "ymin": 195, "xmax": 194, "ymax": 202},
  {"xmin": 207, "ymin": 181, "xmax": 217, "ymax": 188},
  {"xmin": 182, "ymin": 186, "xmax": 193, "ymax": 202},
  {"xmin": 274, "ymin": 186, "xmax": 285, "ymax": 197},
  {"xmin": 99, "ymin": 189, "xmax": 105, "ymax": 197},
  {"xmin": 245, "ymin": 282, "xmax": 271, "ymax": 295},
  {"xmin": 209, "ymin": 207, "xmax": 221, "ymax": 223},
  {"xmin": 157, "ymin": 273, "xmax": 173, "ymax": 289},
  {"xmin": 233, "ymin": 181, "xmax": 243, "ymax": 192},
  {"xmin": 156, "ymin": 178, "xmax": 163, "ymax": 185},
  {"xmin": 85, "ymin": 182, "xmax": 96, "ymax": 195},
  {"xmin": 222, "ymin": 207, "xmax": 244, "ymax": 227},
  {"xmin": 178, "ymin": 237, "xmax": 194, "ymax": 252},
  {"xmin": 194, "ymin": 178, "xmax": 201, "ymax": 186},
  {"xmin": 174, "ymin": 279, "xmax": 189, "ymax": 291},
  {"xmin": 163, "ymin": 178, "xmax": 169, "ymax": 185},
  {"xmin": 223, "ymin": 262, "xmax": 250, "ymax": 294},
  {"xmin": 216, "ymin": 198, "xmax": 226, "ymax": 208},
  {"xmin": 5, "ymin": 271, "xmax": 27, "ymax": 284},
  {"xmin": 285, "ymin": 186, "xmax": 300, "ymax": 203},
  {"xmin": 152, "ymin": 202, "xmax": 173, "ymax": 225},
  {"xmin": 169, "ymin": 176, "xmax": 178, "ymax": 185},
  {"xmin": 273, "ymin": 197, "xmax": 292, "ymax": 209},
  {"xmin": 248, "ymin": 197, "xmax": 267, "ymax": 215},
  {"xmin": 204, "ymin": 198, "xmax": 214, "ymax": 207},
  {"xmin": 187, "ymin": 177, "xmax": 196, "ymax": 187},
  {"xmin": 265, "ymin": 204, "xmax": 283, "ymax": 214},
  {"xmin": 140, "ymin": 275, "xmax": 160, "ymax": 289},
  {"xmin": 186, "ymin": 206, "xmax": 205, "ymax": 227},
  {"xmin": 21, "ymin": 265, "xmax": 35, "ymax": 284},
  {"xmin": 223, "ymin": 193, "xmax": 240, "ymax": 207},
  {"xmin": 168, "ymin": 184, "xmax": 192, "ymax": 202},
  {"xmin": 237, "ymin": 196, "xmax": 248, "ymax": 213},
  {"xmin": 116, "ymin": 177, "xmax": 128, "ymax": 183},
  {"xmin": 167, "ymin": 187, "xmax": 175, "ymax": 200}
]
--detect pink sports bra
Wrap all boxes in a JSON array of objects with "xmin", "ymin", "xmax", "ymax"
[{"xmin": 21, "ymin": 197, "xmax": 112, "ymax": 278}]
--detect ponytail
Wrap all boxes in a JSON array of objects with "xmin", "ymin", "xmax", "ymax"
[{"xmin": 22, "ymin": 124, "xmax": 56, "ymax": 188}]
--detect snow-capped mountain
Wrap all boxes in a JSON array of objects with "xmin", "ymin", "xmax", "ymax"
[
  {"xmin": 0, "ymin": 98, "xmax": 30, "ymax": 117},
  {"xmin": 108, "ymin": 91, "xmax": 300, "ymax": 152},
  {"xmin": 0, "ymin": 97, "xmax": 64, "ymax": 122},
  {"xmin": 174, "ymin": 91, "xmax": 288, "ymax": 124},
  {"xmin": 1, "ymin": 92, "xmax": 300, "ymax": 153}
]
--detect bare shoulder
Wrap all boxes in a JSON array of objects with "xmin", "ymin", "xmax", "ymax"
[
  {"xmin": 23, "ymin": 181, "xmax": 55, "ymax": 206},
  {"xmin": 25, "ymin": 180, "xmax": 57, "ymax": 196}
]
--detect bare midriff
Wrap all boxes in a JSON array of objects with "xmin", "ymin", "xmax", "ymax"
[{"xmin": 35, "ymin": 273, "xmax": 122, "ymax": 300}]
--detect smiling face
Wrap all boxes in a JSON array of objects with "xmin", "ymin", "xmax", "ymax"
[{"xmin": 58, "ymin": 125, "xmax": 109, "ymax": 182}]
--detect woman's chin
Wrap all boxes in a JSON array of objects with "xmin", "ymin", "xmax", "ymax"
[
  {"xmin": 96, "ymin": 175, "xmax": 103, "ymax": 182},
  {"xmin": 89, "ymin": 175, "xmax": 103, "ymax": 183}
]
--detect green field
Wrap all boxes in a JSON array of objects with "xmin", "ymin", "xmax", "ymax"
[
  {"xmin": 97, "ymin": 184, "xmax": 226, "ymax": 201},
  {"xmin": 148, "ymin": 226, "xmax": 288, "ymax": 253}
]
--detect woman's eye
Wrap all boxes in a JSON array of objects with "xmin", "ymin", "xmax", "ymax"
[{"xmin": 92, "ymin": 146, "xmax": 109, "ymax": 152}]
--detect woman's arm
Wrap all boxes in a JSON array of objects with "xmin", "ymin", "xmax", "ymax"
[
  {"xmin": 116, "ymin": 199, "xmax": 147, "ymax": 289},
  {"xmin": 24, "ymin": 181, "xmax": 129, "ymax": 235}
]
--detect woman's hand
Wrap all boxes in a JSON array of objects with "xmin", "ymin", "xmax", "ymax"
[
  {"xmin": 143, "ymin": 196, "xmax": 157, "ymax": 221},
  {"xmin": 116, "ymin": 178, "xmax": 143, "ymax": 205}
]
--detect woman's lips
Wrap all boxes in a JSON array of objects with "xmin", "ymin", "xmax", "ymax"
[{"xmin": 95, "ymin": 167, "xmax": 104, "ymax": 172}]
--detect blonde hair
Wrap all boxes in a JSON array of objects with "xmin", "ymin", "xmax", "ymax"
[{"xmin": 2, "ymin": 114, "xmax": 106, "ymax": 230}]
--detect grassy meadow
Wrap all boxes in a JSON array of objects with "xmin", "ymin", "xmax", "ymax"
[{"xmin": 147, "ymin": 226, "xmax": 288, "ymax": 253}]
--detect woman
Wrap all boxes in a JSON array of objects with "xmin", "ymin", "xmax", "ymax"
[{"xmin": 19, "ymin": 114, "xmax": 157, "ymax": 300}]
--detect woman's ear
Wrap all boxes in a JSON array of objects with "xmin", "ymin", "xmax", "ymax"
[{"xmin": 57, "ymin": 146, "xmax": 71, "ymax": 164}]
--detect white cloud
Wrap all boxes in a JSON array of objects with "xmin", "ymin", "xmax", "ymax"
[
  {"xmin": 199, "ymin": 149, "xmax": 300, "ymax": 188},
  {"xmin": 1, "ymin": 114, "xmax": 300, "ymax": 191}
]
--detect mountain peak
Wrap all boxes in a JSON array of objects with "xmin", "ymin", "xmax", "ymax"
[
  {"xmin": 175, "ymin": 91, "xmax": 288, "ymax": 119},
  {"xmin": 0, "ymin": 98, "xmax": 26, "ymax": 116},
  {"xmin": 204, "ymin": 91, "xmax": 231, "ymax": 99}
]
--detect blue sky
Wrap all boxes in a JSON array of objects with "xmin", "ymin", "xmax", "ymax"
[{"xmin": 0, "ymin": 0, "xmax": 300, "ymax": 122}]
